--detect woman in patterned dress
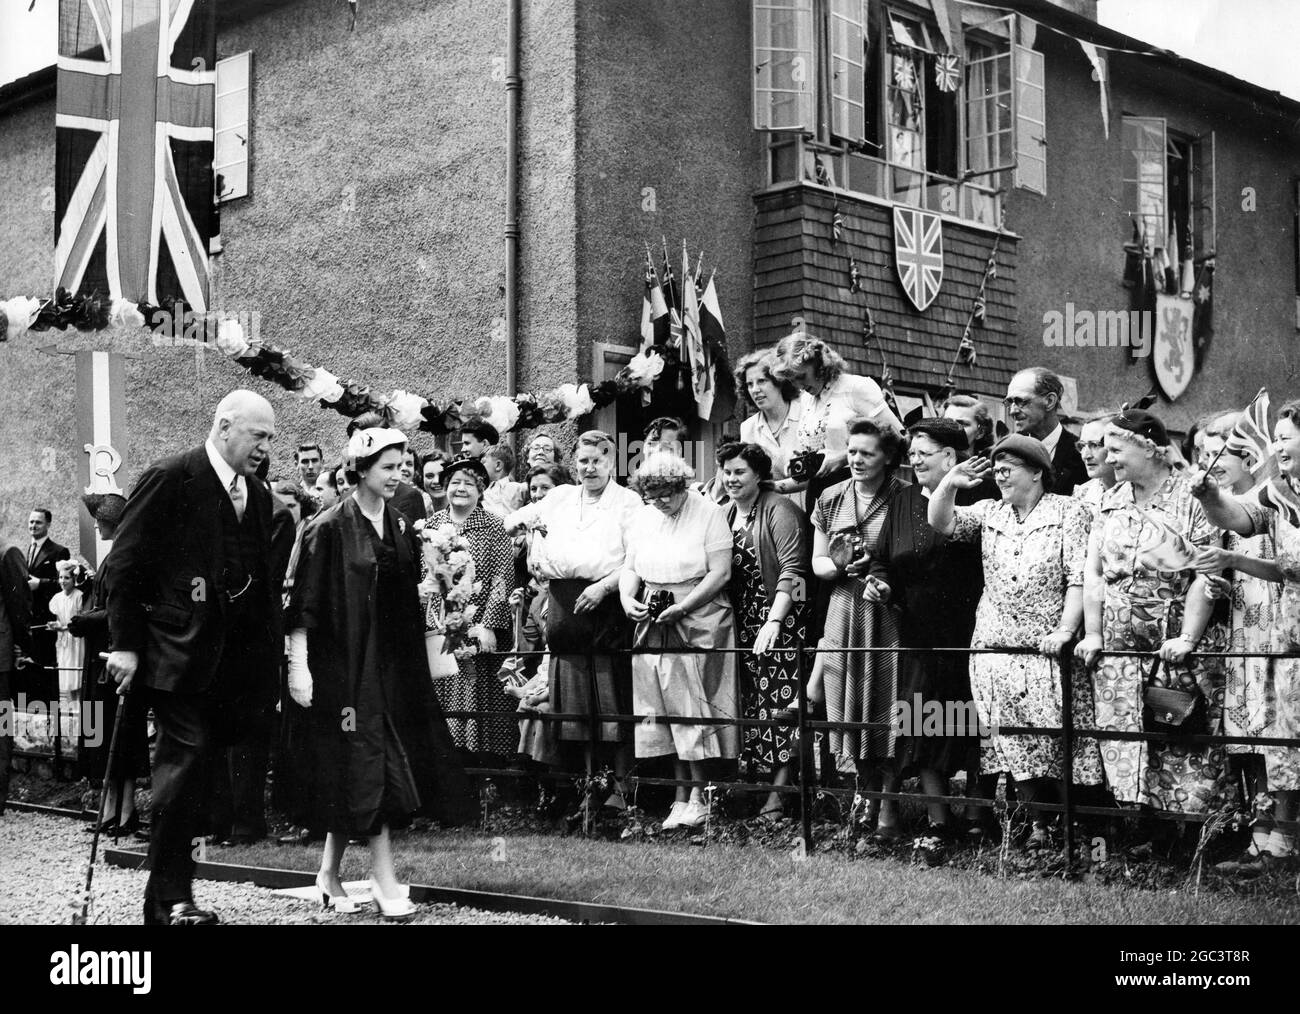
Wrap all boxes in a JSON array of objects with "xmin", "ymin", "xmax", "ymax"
[
  {"xmin": 1193, "ymin": 401, "xmax": 1300, "ymax": 858},
  {"xmin": 1075, "ymin": 410, "xmax": 1227, "ymax": 828},
  {"xmin": 428, "ymin": 457, "xmax": 517, "ymax": 762},
  {"xmin": 717, "ymin": 442, "xmax": 809, "ymax": 822},
  {"xmin": 1073, "ymin": 415, "xmax": 1117, "ymax": 523},
  {"xmin": 931, "ymin": 435, "xmax": 1103, "ymax": 850},
  {"xmin": 807, "ymin": 419, "xmax": 909, "ymax": 836}
]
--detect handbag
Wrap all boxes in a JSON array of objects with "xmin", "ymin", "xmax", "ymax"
[{"xmin": 1141, "ymin": 657, "xmax": 1207, "ymax": 735}]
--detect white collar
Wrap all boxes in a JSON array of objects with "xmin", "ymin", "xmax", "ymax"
[
  {"xmin": 1040, "ymin": 423, "xmax": 1064, "ymax": 456},
  {"xmin": 205, "ymin": 439, "xmax": 242, "ymax": 495},
  {"xmin": 30, "ymin": 535, "xmax": 46, "ymax": 549}
]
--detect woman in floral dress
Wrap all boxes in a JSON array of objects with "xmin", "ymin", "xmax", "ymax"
[
  {"xmin": 1194, "ymin": 401, "xmax": 1300, "ymax": 857},
  {"xmin": 931, "ymin": 435, "xmax": 1103, "ymax": 850},
  {"xmin": 717, "ymin": 442, "xmax": 808, "ymax": 821},
  {"xmin": 428, "ymin": 457, "xmax": 516, "ymax": 761},
  {"xmin": 1075, "ymin": 410, "xmax": 1227, "ymax": 823}
]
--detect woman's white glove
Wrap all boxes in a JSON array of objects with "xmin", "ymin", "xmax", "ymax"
[{"xmin": 287, "ymin": 628, "xmax": 313, "ymax": 708}]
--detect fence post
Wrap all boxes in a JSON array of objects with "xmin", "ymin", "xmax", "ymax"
[
  {"xmin": 585, "ymin": 648, "xmax": 600, "ymax": 836},
  {"xmin": 1059, "ymin": 653, "xmax": 1075, "ymax": 872},
  {"xmin": 795, "ymin": 644, "xmax": 813, "ymax": 856}
]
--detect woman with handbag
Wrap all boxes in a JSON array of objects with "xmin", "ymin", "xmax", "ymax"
[
  {"xmin": 620, "ymin": 451, "xmax": 736, "ymax": 831},
  {"xmin": 1075, "ymin": 410, "xmax": 1227, "ymax": 830},
  {"xmin": 931, "ymin": 435, "xmax": 1103, "ymax": 850}
]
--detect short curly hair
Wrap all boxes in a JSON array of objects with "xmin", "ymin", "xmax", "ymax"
[
  {"xmin": 715, "ymin": 441, "xmax": 773, "ymax": 482},
  {"xmin": 734, "ymin": 350, "xmax": 800, "ymax": 413},
  {"xmin": 771, "ymin": 332, "xmax": 846, "ymax": 387},
  {"xmin": 629, "ymin": 451, "xmax": 695, "ymax": 495}
]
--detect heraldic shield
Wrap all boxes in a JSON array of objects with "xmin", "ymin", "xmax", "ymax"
[
  {"xmin": 1153, "ymin": 293, "xmax": 1196, "ymax": 401},
  {"xmin": 892, "ymin": 207, "xmax": 944, "ymax": 311}
]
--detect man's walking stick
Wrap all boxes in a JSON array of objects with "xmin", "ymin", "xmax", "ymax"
[{"xmin": 72, "ymin": 652, "xmax": 131, "ymax": 926}]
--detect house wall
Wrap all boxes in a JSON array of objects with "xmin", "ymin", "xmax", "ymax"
[{"xmin": 0, "ymin": 0, "xmax": 578, "ymax": 550}]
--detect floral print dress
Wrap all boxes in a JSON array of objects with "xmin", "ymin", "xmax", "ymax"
[
  {"xmin": 951, "ymin": 494, "xmax": 1103, "ymax": 784},
  {"xmin": 1091, "ymin": 475, "xmax": 1227, "ymax": 811}
]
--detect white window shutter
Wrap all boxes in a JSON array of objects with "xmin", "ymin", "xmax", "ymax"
[
  {"xmin": 829, "ymin": 0, "xmax": 867, "ymax": 141},
  {"xmin": 753, "ymin": 0, "xmax": 815, "ymax": 132},
  {"xmin": 1014, "ymin": 45, "xmax": 1045, "ymax": 194},
  {"xmin": 215, "ymin": 52, "xmax": 252, "ymax": 203}
]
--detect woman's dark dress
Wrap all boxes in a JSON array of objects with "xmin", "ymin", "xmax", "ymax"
[
  {"xmin": 290, "ymin": 499, "xmax": 476, "ymax": 837},
  {"xmin": 70, "ymin": 556, "xmax": 149, "ymax": 782},
  {"xmin": 869, "ymin": 484, "xmax": 988, "ymax": 778}
]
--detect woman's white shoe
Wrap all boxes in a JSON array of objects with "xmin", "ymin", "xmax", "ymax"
[{"xmin": 368, "ymin": 878, "xmax": 417, "ymax": 921}]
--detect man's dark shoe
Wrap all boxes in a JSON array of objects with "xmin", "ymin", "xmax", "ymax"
[
  {"xmin": 276, "ymin": 826, "xmax": 322, "ymax": 846},
  {"xmin": 218, "ymin": 832, "xmax": 264, "ymax": 847}
]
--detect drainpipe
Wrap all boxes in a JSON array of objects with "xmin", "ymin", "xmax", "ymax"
[{"xmin": 505, "ymin": 0, "xmax": 521, "ymax": 402}]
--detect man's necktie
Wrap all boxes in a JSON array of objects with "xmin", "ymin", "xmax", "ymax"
[
  {"xmin": 28, "ymin": 542, "xmax": 36, "ymax": 568},
  {"xmin": 229, "ymin": 476, "xmax": 246, "ymax": 522}
]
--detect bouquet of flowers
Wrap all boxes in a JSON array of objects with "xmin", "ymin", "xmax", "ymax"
[{"xmin": 417, "ymin": 521, "xmax": 483, "ymax": 677}]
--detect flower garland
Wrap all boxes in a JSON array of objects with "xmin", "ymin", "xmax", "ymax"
[{"xmin": 0, "ymin": 287, "xmax": 670, "ymax": 436}]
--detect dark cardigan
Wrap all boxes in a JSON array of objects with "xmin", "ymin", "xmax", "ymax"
[{"xmin": 726, "ymin": 489, "xmax": 809, "ymax": 610}]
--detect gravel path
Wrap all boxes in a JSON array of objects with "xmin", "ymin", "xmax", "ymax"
[{"xmin": 0, "ymin": 811, "xmax": 570, "ymax": 926}]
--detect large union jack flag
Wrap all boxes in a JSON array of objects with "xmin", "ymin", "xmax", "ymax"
[
  {"xmin": 55, "ymin": 0, "xmax": 217, "ymax": 311},
  {"xmin": 892, "ymin": 207, "xmax": 944, "ymax": 312}
]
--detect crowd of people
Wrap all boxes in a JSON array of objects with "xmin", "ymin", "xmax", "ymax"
[{"xmin": 4, "ymin": 329, "xmax": 1300, "ymax": 923}]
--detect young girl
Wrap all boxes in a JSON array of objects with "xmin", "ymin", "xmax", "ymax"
[{"xmin": 48, "ymin": 560, "xmax": 86, "ymax": 738}]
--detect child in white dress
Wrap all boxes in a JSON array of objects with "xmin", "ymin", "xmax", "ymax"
[{"xmin": 48, "ymin": 561, "xmax": 86, "ymax": 713}]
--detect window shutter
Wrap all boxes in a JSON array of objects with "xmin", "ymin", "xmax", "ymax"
[
  {"xmin": 829, "ymin": 0, "xmax": 867, "ymax": 141},
  {"xmin": 1013, "ymin": 44, "xmax": 1045, "ymax": 193},
  {"xmin": 1122, "ymin": 116, "xmax": 1167, "ymax": 244},
  {"xmin": 753, "ymin": 0, "xmax": 815, "ymax": 132},
  {"xmin": 1192, "ymin": 129, "xmax": 1216, "ymax": 257},
  {"xmin": 215, "ymin": 52, "xmax": 252, "ymax": 203}
]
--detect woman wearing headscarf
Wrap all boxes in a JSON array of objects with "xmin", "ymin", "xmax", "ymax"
[
  {"xmin": 621, "ymin": 451, "xmax": 736, "ymax": 831},
  {"xmin": 1075, "ymin": 410, "xmax": 1227, "ymax": 829},
  {"xmin": 287, "ymin": 428, "xmax": 475, "ymax": 918},
  {"xmin": 717, "ymin": 442, "xmax": 808, "ymax": 821},
  {"xmin": 427, "ymin": 456, "xmax": 517, "ymax": 762},
  {"xmin": 71, "ymin": 493, "xmax": 150, "ymax": 836},
  {"xmin": 865, "ymin": 419, "xmax": 989, "ymax": 851},
  {"xmin": 931, "ymin": 435, "xmax": 1103, "ymax": 850}
]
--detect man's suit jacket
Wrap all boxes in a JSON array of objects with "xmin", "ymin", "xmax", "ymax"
[
  {"xmin": 28, "ymin": 537, "xmax": 70, "ymax": 621},
  {"xmin": 1051, "ymin": 427, "xmax": 1089, "ymax": 497},
  {"xmin": 0, "ymin": 538, "xmax": 33, "ymax": 672},
  {"xmin": 105, "ymin": 445, "xmax": 280, "ymax": 696},
  {"xmin": 391, "ymin": 481, "xmax": 427, "ymax": 524}
]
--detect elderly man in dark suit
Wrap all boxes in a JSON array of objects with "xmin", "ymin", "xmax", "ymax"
[
  {"xmin": 24, "ymin": 508, "xmax": 69, "ymax": 703},
  {"xmin": 1003, "ymin": 367, "xmax": 1088, "ymax": 496},
  {"xmin": 106, "ymin": 390, "xmax": 280, "ymax": 925},
  {"xmin": 0, "ymin": 532, "xmax": 34, "ymax": 818}
]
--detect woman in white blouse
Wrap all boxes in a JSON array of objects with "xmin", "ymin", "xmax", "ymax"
[
  {"xmin": 736, "ymin": 349, "xmax": 814, "ymax": 510},
  {"xmin": 620, "ymin": 452, "xmax": 736, "ymax": 831},
  {"xmin": 771, "ymin": 332, "xmax": 904, "ymax": 503},
  {"xmin": 503, "ymin": 431, "xmax": 641, "ymax": 804}
]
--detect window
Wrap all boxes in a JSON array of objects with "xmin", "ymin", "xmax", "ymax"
[
  {"xmin": 215, "ymin": 52, "xmax": 252, "ymax": 203},
  {"xmin": 754, "ymin": 1, "xmax": 1044, "ymax": 224},
  {"xmin": 1122, "ymin": 116, "xmax": 1215, "ymax": 259}
]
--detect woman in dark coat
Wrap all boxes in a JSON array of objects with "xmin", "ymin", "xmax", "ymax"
[
  {"xmin": 70, "ymin": 493, "xmax": 150, "ymax": 834},
  {"xmin": 287, "ymin": 428, "xmax": 475, "ymax": 919},
  {"xmin": 717, "ymin": 442, "xmax": 808, "ymax": 821},
  {"xmin": 866, "ymin": 419, "xmax": 991, "ymax": 847}
]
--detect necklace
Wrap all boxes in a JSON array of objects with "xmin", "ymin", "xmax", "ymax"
[{"xmin": 576, "ymin": 485, "xmax": 604, "ymax": 530}]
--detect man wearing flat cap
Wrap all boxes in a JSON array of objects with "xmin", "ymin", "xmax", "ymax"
[{"xmin": 105, "ymin": 390, "xmax": 281, "ymax": 925}]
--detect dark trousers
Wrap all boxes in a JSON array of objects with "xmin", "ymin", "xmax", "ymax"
[
  {"xmin": 0, "ymin": 668, "xmax": 11, "ymax": 813},
  {"xmin": 209, "ymin": 703, "xmax": 274, "ymax": 839},
  {"xmin": 144, "ymin": 689, "xmax": 245, "ymax": 912}
]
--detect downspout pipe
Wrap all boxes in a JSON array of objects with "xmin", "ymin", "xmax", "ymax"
[{"xmin": 504, "ymin": 0, "xmax": 521, "ymax": 402}]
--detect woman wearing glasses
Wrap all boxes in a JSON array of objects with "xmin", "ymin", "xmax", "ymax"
[
  {"xmin": 621, "ymin": 451, "xmax": 736, "ymax": 831},
  {"xmin": 1072, "ymin": 414, "xmax": 1117, "ymax": 522},
  {"xmin": 930, "ymin": 434, "xmax": 1102, "ymax": 850},
  {"xmin": 864, "ymin": 419, "xmax": 992, "ymax": 854}
]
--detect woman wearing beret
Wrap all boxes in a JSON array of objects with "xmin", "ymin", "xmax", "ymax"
[
  {"xmin": 931, "ymin": 434, "xmax": 1103, "ymax": 850},
  {"xmin": 1075, "ymin": 409, "xmax": 1228, "ymax": 825},
  {"xmin": 427, "ymin": 455, "xmax": 517, "ymax": 762},
  {"xmin": 717, "ymin": 442, "xmax": 808, "ymax": 821},
  {"xmin": 288, "ymin": 428, "xmax": 475, "ymax": 919}
]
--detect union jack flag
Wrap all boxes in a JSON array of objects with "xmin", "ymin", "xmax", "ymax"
[
  {"xmin": 55, "ymin": 0, "xmax": 217, "ymax": 312},
  {"xmin": 934, "ymin": 53, "xmax": 960, "ymax": 93},
  {"xmin": 1226, "ymin": 388, "xmax": 1272, "ymax": 475},
  {"xmin": 892, "ymin": 207, "xmax": 944, "ymax": 311}
]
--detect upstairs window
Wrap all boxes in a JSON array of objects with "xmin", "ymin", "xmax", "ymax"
[{"xmin": 1122, "ymin": 116, "xmax": 1215, "ymax": 259}]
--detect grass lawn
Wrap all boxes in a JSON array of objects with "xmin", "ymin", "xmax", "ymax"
[{"xmin": 199, "ymin": 828, "xmax": 1300, "ymax": 925}]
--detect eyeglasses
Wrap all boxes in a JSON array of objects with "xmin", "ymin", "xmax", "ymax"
[
  {"xmin": 641, "ymin": 491, "xmax": 677, "ymax": 504},
  {"xmin": 1003, "ymin": 396, "xmax": 1040, "ymax": 410},
  {"xmin": 907, "ymin": 447, "xmax": 944, "ymax": 462},
  {"xmin": 991, "ymin": 465, "xmax": 1023, "ymax": 479}
]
